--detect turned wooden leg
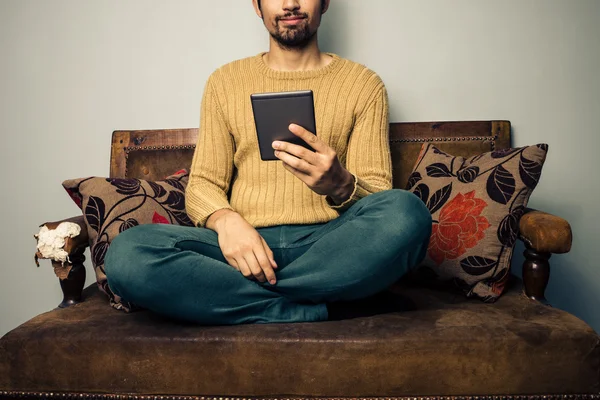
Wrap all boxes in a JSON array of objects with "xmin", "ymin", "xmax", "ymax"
[
  {"xmin": 522, "ymin": 247, "xmax": 551, "ymax": 305},
  {"xmin": 58, "ymin": 248, "xmax": 86, "ymax": 308}
]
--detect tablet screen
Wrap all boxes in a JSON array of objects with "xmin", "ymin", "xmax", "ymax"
[{"xmin": 251, "ymin": 90, "xmax": 317, "ymax": 161}]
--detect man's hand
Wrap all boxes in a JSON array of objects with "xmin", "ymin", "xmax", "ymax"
[
  {"xmin": 206, "ymin": 209, "xmax": 278, "ymax": 284},
  {"xmin": 273, "ymin": 124, "xmax": 355, "ymax": 205}
]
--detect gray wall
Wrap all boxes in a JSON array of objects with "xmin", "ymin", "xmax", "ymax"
[{"xmin": 1, "ymin": 0, "xmax": 598, "ymax": 337}]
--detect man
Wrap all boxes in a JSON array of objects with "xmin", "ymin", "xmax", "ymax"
[{"xmin": 104, "ymin": 0, "xmax": 431, "ymax": 325}]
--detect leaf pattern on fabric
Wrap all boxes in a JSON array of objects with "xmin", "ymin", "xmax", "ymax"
[
  {"xmin": 107, "ymin": 178, "xmax": 141, "ymax": 195},
  {"xmin": 406, "ymin": 171, "xmax": 422, "ymax": 190},
  {"xmin": 426, "ymin": 163, "xmax": 453, "ymax": 178},
  {"xmin": 486, "ymin": 165, "xmax": 516, "ymax": 204},
  {"xmin": 497, "ymin": 205, "xmax": 526, "ymax": 247},
  {"xmin": 85, "ymin": 196, "xmax": 106, "ymax": 233},
  {"xmin": 163, "ymin": 190, "xmax": 185, "ymax": 211},
  {"xmin": 519, "ymin": 152, "xmax": 543, "ymax": 190},
  {"xmin": 119, "ymin": 218, "xmax": 139, "ymax": 233},
  {"xmin": 171, "ymin": 210, "xmax": 193, "ymax": 226},
  {"xmin": 164, "ymin": 178, "xmax": 184, "ymax": 191},
  {"xmin": 413, "ymin": 183, "xmax": 430, "ymax": 205},
  {"xmin": 460, "ymin": 256, "xmax": 497, "ymax": 276},
  {"xmin": 148, "ymin": 181, "xmax": 167, "ymax": 198},
  {"xmin": 91, "ymin": 240, "xmax": 110, "ymax": 268},
  {"xmin": 426, "ymin": 183, "xmax": 453, "ymax": 214},
  {"xmin": 457, "ymin": 166, "xmax": 480, "ymax": 183}
]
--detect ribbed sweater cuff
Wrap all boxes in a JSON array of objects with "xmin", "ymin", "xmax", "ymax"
[
  {"xmin": 196, "ymin": 206, "xmax": 234, "ymax": 228},
  {"xmin": 326, "ymin": 174, "xmax": 372, "ymax": 212},
  {"xmin": 186, "ymin": 191, "xmax": 234, "ymax": 228}
]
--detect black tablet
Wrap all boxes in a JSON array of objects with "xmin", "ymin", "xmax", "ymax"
[{"xmin": 250, "ymin": 90, "xmax": 317, "ymax": 161}]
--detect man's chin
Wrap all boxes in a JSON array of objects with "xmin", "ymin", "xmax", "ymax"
[
  {"xmin": 274, "ymin": 37, "xmax": 312, "ymax": 49},
  {"xmin": 271, "ymin": 29, "xmax": 314, "ymax": 49}
]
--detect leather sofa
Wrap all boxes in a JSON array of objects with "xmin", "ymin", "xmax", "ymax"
[{"xmin": 1, "ymin": 121, "xmax": 598, "ymax": 399}]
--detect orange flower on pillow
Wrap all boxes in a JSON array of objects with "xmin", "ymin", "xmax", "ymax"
[{"xmin": 428, "ymin": 191, "xmax": 491, "ymax": 265}]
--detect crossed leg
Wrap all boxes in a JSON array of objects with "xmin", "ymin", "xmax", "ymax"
[{"xmin": 104, "ymin": 189, "xmax": 431, "ymax": 325}]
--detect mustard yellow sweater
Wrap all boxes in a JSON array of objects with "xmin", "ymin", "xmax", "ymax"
[{"xmin": 186, "ymin": 52, "xmax": 392, "ymax": 228}]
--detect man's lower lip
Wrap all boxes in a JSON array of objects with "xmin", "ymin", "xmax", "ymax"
[{"xmin": 281, "ymin": 18, "xmax": 305, "ymax": 24}]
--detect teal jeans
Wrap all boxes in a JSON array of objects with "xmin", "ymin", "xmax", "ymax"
[{"xmin": 104, "ymin": 189, "xmax": 432, "ymax": 325}]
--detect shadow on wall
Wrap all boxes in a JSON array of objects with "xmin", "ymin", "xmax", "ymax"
[{"xmin": 318, "ymin": 1, "xmax": 349, "ymax": 56}]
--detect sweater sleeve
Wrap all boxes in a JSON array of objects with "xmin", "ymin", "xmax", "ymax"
[
  {"xmin": 326, "ymin": 84, "xmax": 393, "ymax": 212},
  {"xmin": 185, "ymin": 74, "xmax": 235, "ymax": 227}
]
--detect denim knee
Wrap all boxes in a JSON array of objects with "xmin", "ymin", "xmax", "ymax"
[
  {"xmin": 375, "ymin": 190, "xmax": 432, "ymax": 235},
  {"xmin": 104, "ymin": 224, "xmax": 150, "ymax": 290},
  {"xmin": 372, "ymin": 190, "xmax": 432, "ymax": 270}
]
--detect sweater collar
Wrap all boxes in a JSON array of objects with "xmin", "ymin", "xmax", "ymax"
[{"xmin": 253, "ymin": 52, "xmax": 342, "ymax": 80}]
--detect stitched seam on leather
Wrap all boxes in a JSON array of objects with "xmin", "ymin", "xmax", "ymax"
[{"xmin": 4, "ymin": 392, "xmax": 599, "ymax": 399}]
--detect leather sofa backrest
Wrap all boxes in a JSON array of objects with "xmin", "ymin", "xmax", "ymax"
[{"xmin": 110, "ymin": 121, "xmax": 511, "ymax": 189}]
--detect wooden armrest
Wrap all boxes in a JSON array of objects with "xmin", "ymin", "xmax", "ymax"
[
  {"xmin": 518, "ymin": 208, "xmax": 572, "ymax": 254},
  {"xmin": 34, "ymin": 215, "xmax": 89, "ymax": 308},
  {"xmin": 518, "ymin": 208, "xmax": 572, "ymax": 305}
]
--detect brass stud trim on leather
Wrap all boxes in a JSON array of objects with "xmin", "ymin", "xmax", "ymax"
[
  {"xmin": 389, "ymin": 135, "xmax": 498, "ymax": 151},
  {"xmin": 123, "ymin": 145, "xmax": 196, "ymax": 152},
  {"xmin": 1, "ymin": 393, "xmax": 598, "ymax": 400},
  {"xmin": 122, "ymin": 145, "xmax": 196, "ymax": 177},
  {"xmin": 389, "ymin": 135, "xmax": 498, "ymax": 144}
]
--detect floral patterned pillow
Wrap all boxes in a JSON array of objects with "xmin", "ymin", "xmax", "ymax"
[
  {"xmin": 406, "ymin": 143, "xmax": 548, "ymax": 302},
  {"xmin": 62, "ymin": 169, "xmax": 193, "ymax": 311}
]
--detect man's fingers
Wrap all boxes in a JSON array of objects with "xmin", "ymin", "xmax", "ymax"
[
  {"xmin": 236, "ymin": 258, "xmax": 254, "ymax": 280},
  {"xmin": 225, "ymin": 256, "xmax": 240, "ymax": 271},
  {"xmin": 272, "ymin": 141, "xmax": 317, "ymax": 165},
  {"xmin": 281, "ymin": 162, "xmax": 311, "ymax": 183},
  {"xmin": 288, "ymin": 123, "xmax": 325, "ymax": 152},
  {"xmin": 261, "ymin": 237, "xmax": 278, "ymax": 269},
  {"xmin": 274, "ymin": 150, "xmax": 312, "ymax": 173},
  {"xmin": 243, "ymin": 253, "xmax": 267, "ymax": 283},
  {"xmin": 254, "ymin": 248, "xmax": 277, "ymax": 285}
]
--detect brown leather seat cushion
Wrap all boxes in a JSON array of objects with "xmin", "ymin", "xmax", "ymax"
[{"xmin": 1, "ymin": 278, "xmax": 598, "ymax": 397}]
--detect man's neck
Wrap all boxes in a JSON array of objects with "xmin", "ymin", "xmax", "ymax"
[{"xmin": 263, "ymin": 37, "xmax": 333, "ymax": 72}]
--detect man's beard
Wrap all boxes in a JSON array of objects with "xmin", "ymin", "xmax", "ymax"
[{"xmin": 270, "ymin": 17, "xmax": 316, "ymax": 50}]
